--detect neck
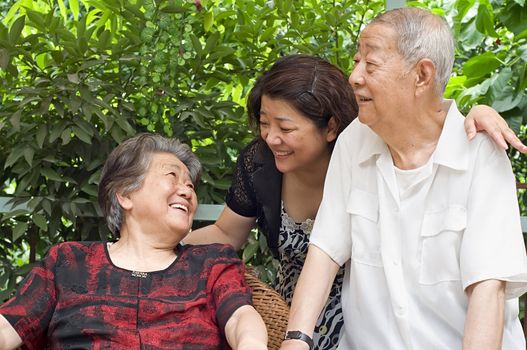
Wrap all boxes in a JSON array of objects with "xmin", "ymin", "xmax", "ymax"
[
  {"xmin": 375, "ymin": 98, "xmax": 448, "ymax": 169},
  {"xmin": 109, "ymin": 226, "xmax": 180, "ymax": 272},
  {"xmin": 286, "ymin": 150, "xmax": 331, "ymax": 188}
]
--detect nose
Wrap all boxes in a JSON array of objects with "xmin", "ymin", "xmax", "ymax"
[
  {"xmin": 349, "ymin": 63, "xmax": 365, "ymax": 88},
  {"xmin": 263, "ymin": 126, "xmax": 282, "ymax": 146},
  {"xmin": 176, "ymin": 183, "xmax": 194, "ymax": 199}
]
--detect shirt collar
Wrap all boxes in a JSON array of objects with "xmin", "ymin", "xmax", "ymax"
[
  {"xmin": 357, "ymin": 121, "xmax": 388, "ymax": 164},
  {"xmin": 432, "ymin": 100, "xmax": 469, "ymax": 171},
  {"xmin": 356, "ymin": 100, "xmax": 469, "ymax": 171}
]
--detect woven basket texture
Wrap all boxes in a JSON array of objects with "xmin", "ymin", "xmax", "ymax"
[{"xmin": 244, "ymin": 269, "xmax": 290, "ymax": 350}]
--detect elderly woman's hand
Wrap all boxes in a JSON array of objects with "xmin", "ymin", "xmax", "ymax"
[{"xmin": 465, "ymin": 104, "xmax": 527, "ymax": 153}]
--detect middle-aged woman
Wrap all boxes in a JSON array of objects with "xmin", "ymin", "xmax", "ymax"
[
  {"xmin": 184, "ymin": 54, "xmax": 523, "ymax": 350},
  {"xmin": 0, "ymin": 133, "xmax": 268, "ymax": 350}
]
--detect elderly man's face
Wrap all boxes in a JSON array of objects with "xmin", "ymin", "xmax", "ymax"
[{"xmin": 349, "ymin": 24, "xmax": 415, "ymax": 129}]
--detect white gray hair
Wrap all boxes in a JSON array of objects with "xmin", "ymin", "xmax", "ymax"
[
  {"xmin": 98, "ymin": 133, "xmax": 201, "ymax": 237},
  {"xmin": 369, "ymin": 7, "xmax": 455, "ymax": 95}
]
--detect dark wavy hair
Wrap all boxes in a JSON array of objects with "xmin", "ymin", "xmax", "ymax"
[{"xmin": 247, "ymin": 54, "xmax": 358, "ymax": 144}]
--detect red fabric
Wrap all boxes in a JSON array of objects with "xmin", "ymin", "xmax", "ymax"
[{"xmin": 0, "ymin": 242, "xmax": 252, "ymax": 350}]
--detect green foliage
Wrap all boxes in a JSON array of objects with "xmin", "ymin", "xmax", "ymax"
[
  {"xmin": 0, "ymin": 0, "xmax": 385, "ymax": 296},
  {"xmin": 1, "ymin": 0, "xmax": 526, "ymax": 297}
]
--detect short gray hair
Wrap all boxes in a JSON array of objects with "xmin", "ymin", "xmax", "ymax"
[
  {"xmin": 369, "ymin": 7, "xmax": 455, "ymax": 95},
  {"xmin": 98, "ymin": 133, "xmax": 202, "ymax": 237}
]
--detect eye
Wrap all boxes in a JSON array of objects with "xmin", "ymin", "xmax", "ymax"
[
  {"xmin": 186, "ymin": 182, "xmax": 195, "ymax": 190},
  {"xmin": 280, "ymin": 127, "xmax": 293, "ymax": 133}
]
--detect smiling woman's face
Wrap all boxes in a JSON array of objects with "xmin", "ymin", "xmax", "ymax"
[
  {"xmin": 119, "ymin": 152, "xmax": 198, "ymax": 239},
  {"xmin": 259, "ymin": 95, "xmax": 336, "ymax": 175}
]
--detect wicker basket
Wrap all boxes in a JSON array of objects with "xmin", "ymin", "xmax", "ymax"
[{"xmin": 244, "ymin": 269, "xmax": 290, "ymax": 350}]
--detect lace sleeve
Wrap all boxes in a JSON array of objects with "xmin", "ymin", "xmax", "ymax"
[{"xmin": 225, "ymin": 140, "xmax": 260, "ymax": 218}]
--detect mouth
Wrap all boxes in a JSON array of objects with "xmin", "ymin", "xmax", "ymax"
[
  {"xmin": 273, "ymin": 150, "xmax": 293, "ymax": 157},
  {"xmin": 356, "ymin": 95, "xmax": 372, "ymax": 102},
  {"xmin": 169, "ymin": 203, "xmax": 189, "ymax": 213}
]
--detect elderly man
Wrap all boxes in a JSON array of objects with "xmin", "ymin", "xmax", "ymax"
[{"xmin": 280, "ymin": 7, "xmax": 527, "ymax": 350}]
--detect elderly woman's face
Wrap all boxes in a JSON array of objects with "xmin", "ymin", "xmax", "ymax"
[
  {"xmin": 122, "ymin": 152, "xmax": 197, "ymax": 240},
  {"xmin": 349, "ymin": 24, "xmax": 416, "ymax": 129}
]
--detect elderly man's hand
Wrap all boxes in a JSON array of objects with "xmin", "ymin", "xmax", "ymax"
[{"xmin": 465, "ymin": 104, "xmax": 527, "ymax": 153}]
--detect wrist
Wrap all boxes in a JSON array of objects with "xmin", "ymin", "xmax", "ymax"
[{"xmin": 284, "ymin": 330, "xmax": 313, "ymax": 350}]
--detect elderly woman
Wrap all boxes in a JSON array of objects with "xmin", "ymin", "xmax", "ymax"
[{"xmin": 0, "ymin": 133, "xmax": 267, "ymax": 350}]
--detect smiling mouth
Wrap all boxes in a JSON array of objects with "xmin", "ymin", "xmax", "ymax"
[
  {"xmin": 169, "ymin": 203, "xmax": 188, "ymax": 212},
  {"xmin": 273, "ymin": 151, "xmax": 293, "ymax": 157},
  {"xmin": 358, "ymin": 96, "xmax": 372, "ymax": 102}
]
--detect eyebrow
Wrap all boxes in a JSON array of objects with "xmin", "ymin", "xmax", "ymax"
[{"xmin": 259, "ymin": 110, "xmax": 294, "ymax": 122}]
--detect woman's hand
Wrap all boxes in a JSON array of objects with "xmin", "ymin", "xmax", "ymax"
[{"xmin": 465, "ymin": 104, "xmax": 527, "ymax": 153}]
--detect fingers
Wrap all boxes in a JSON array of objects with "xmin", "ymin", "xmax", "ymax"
[
  {"xmin": 504, "ymin": 127, "xmax": 527, "ymax": 154},
  {"xmin": 488, "ymin": 127, "xmax": 509, "ymax": 150},
  {"xmin": 464, "ymin": 115, "xmax": 477, "ymax": 141}
]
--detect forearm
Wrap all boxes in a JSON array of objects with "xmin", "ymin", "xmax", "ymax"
[
  {"xmin": 185, "ymin": 207, "xmax": 254, "ymax": 251},
  {"xmin": 281, "ymin": 245, "xmax": 340, "ymax": 349},
  {"xmin": 0, "ymin": 315, "xmax": 22, "ymax": 350},
  {"xmin": 463, "ymin": 279, "xmax": 506, "ymax": 350},
  {"xmin": 225, "ymin": 305, "xmax": 267, "ymax": 350}
]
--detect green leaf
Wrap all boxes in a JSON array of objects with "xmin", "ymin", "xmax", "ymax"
[
  {"xmin": 98, "ymin": 30, "xmax": 111, "ymax": 50},
  {"xmin": 41, "ymin": 168, "xmax": 63, "ymax": 182},
  {"xmin": 25, "ymin": 10, "xmax": 46, "ymax": 30},
  {"xmin": 498, "ymin": 2, "xmax": 527, "ymax": 35},
  {"xmin": 0, "ymin": 48, "xmax": 9, "ymax": 70},
  {"xmin": 463, "ymin": 52, "xmax": 501, "ymax": 78},
  {"xmin": 4, "ymin": 148, "xmax": 24, "ymax": 169},
  {"xmin": 12, "ymin": 221, "xmax": 28, "ymax": 241},
  {"xmin": 36, "ymin": 125, "xmax": 46, "ymax": 148},
  {"xmin": 204, "ymin": 11, "xmax": 214, "ymax": 32},
  {"xmin": 33, "ymin": 213, "xmax": 48, "ymax": 231},
  {"xmin": 242, "ymin": 241, "xmax": 259, "ymax": 262},
  {"xmin": 3, "ymin": 3, "xmax": 21, "ymax": 25},
  {"xmin": 159, "ymin": 4, "xmax": 187, "ymax": 13},
  {"xmin": 72, "ymin": 126, "xmax": 92, "ymax": 144},
  {"xmin": 9, "ymin": 110, "xmax": 21, "ymax": 131},
  {"xmin": 475, "ymin": 4, "xmax": 498, "ymax": 37},
  {"xmin": 57, "ymin": 0, "xmax": 68, "ymax": 21},
  {"xmin": 23, "ymin": 146, "xmax": 34, "ymax": 166},
  {"xmin": 9, "ymin": 16, "xmax": 25, "ymax": 45},
  {"xmin": 204, "ymin": 32, "xmax": 219, "ymax": 53},
  {"xmin": 70, "ymin": 0, "xmax": 80, "ymax": 20}
]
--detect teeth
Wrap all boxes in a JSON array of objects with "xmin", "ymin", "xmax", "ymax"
[
  {"xmin": 169, "ymin": 203, "xmax": 188, "ymax": 212},
  {"xmin": 275, "ymin": 151, "xmax": 292, "ymax": 156}
]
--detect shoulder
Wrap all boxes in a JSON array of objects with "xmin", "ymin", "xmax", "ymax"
[
  {"xmin": 181, "ymin": 243, "xmax": 241, "ymax": 263},
  {"xmin": 183, "ymin": 243, "xmax": 239, "ymax": 256},
  {"xmin": 45, "ymin": 241, "xmax": 106, "ymax": 264}
]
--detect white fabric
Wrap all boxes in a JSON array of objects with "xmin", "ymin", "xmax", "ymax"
[{"xmin": 310, "ymin": 101, "xmax": 527, "ymax": 350}]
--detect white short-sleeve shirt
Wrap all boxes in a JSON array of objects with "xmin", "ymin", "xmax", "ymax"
[{"xmin": 310, "ymin": 101, "xmax": 527, "ymax": 349}]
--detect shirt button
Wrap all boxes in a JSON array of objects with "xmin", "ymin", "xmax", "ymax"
[
  {"xmin": 396, "ymin": 306, "xmax": 406, "ymax": 317},
  {"xmin": 392, "ymin": 260, "xmax": 399, "ymax": 266}
]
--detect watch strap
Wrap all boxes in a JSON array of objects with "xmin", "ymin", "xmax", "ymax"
[{"xmin": 284, "ymin": 330, "xmax": 314, "ymax": 349}]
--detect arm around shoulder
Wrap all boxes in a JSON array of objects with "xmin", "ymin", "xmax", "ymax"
[
  {"xmin": 225, "ymin": 305, "xmax": 268, "ymax": 350},
  {"xmin": 0, "ymin": 315, "xmax": 22, "ymax": 350},
  {"xmin": 185, "ymin": 206, "xmax": 255, "ymax": 251}
]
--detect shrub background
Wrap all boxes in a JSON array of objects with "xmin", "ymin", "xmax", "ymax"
[{"xmin": 0, "ymin": 0, "xmax": 526, "ymax": 299}]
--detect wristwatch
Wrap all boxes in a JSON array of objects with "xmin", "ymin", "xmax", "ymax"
[{"xmin": 284, "ymin": 330, "xmax": 314, "ymax": 349}]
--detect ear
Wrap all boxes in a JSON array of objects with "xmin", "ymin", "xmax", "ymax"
[
  {"xmin": 116, "ymin": 192, "xmax": 133, "ymax": 210},
  {"xmin": 414, "ymin": 58, "xmax": 436, "ymax": 95},
  {"xmin": 326, "ymin": 116, "xmax": 338, "ymax": 143}
]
